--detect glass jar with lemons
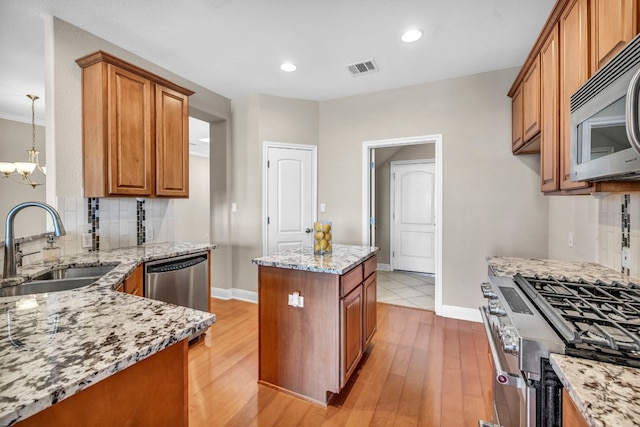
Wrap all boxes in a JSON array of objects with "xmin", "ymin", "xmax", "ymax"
[{"xmin": 313, "ymin": 221, "xmax": 332, "ymax": 254}]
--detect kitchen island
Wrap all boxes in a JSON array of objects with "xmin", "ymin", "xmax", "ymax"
[
  {"xmin": 253, "ymin": 244, "xmax": 378, "ymax": 406},
  {"xmin": 0, "ymin": 242, "xmax": 217, "ymax": 427},
  {"xmin": 487, "ymin": 256, "xmax": 640, "ymax": 427}
]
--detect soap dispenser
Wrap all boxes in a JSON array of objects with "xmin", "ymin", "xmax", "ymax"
[{"xmin": 42, "ymin": 235, "xmax": 60, "ymax": 264}]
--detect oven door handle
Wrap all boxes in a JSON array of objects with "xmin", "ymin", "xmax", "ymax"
[
  {"xmin": 626, "ymin": 67, "xmax": 640, "ymax": 154},
  {"xmin": 480, "ymin": 306, "xmax": 523, "ymax": 389}
]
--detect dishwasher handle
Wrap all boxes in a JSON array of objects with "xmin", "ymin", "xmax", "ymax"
[{"xmin": 146, "ymin": 255, "xmax": 207, "ymax": 274}]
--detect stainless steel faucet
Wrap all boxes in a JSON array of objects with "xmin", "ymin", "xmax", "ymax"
[{"xmin": 3, "ymin": 202, "xmax": 66, "ymax": 278}]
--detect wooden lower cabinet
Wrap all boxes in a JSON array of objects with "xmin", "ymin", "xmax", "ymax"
[
  {"xmin": 363, "ymin": 272, "xmax": 377, "ymax": 347},
  {"xmin": 16, "ymin": 339, "xmax": 188, "ymax": 427},
  {"xmin": 562, "ymin": 388, "xmax": 589, "ymax": 427},
  {"xmin": 117, "ymin": 264, "xmax": 144, "ymax": 296},
  {"xmin": 258, "ymin": 255, "xmax": 377, "ymax": 406},
  {"xmin": 341, "ymin": 284, "xmax": 363, "ymax": 388}
]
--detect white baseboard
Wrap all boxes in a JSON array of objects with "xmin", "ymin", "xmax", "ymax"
[
  {"xmin": 211, "ymin": 287, "xmax": 258, "ymax": 304},
  {"xmin": 440, "ymin": 305, "xmax": 481, "ymax": 323},
  {"xmin": 376, "ymin": 263, "xmax": 391, "ymax": 271}
]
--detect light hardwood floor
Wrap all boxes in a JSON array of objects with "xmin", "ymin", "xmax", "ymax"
[{"xmin": 188, "ymin": 299, "xmax": 492, "ymax": 427}]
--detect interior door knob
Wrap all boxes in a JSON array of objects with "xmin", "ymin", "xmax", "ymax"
[{"xmin": 305, "ymin": 228, "xmax": 312, "ymax": 233}]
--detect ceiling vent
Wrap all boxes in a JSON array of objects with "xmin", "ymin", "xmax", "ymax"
[{"xmin": 346, "ymin": 59, "xmax": 378, "ymax": 76}]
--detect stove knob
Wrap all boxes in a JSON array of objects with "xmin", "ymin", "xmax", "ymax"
[
  {"xmin": 480, "ymin": 282, "xmax": 498, "ymax": 299},
  {"xmin": 502, "ymin": 335, "xmax": 520, "ymax": 355},
  {"xmin": 488, "ymin": 301, "xmax": 506, "ymax": 316},
  {"xmin": 497, "ymin": 324, "xmax": 513, "ymax": 338}
]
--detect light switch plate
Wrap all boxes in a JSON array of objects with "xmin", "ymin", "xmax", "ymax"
[
  {"xmin": 623, "ymin": 246, "xmax": 631, "ymax": 269},
  {"xmin": 81, "ymin": 233, "xmax": 92, "ymax": 248}
]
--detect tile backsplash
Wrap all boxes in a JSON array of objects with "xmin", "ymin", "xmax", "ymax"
[
  {"xmin": 0, "ymin": 196, "xmax": 175, "ymax": 271},
  {"xmin": 56, "ymin": 196, "xmax": 175, "ymax": 256},
  {"xmin": 598, "ymin": 193, "xmax": 640, "ymax": 277}
]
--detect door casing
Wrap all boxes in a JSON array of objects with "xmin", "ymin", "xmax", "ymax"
[{"xmin": 361, "ymin": 134, "xmax": 442, "ymax": 315}]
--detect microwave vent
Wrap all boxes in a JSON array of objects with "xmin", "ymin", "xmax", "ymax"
[
  {"xmin": 346, "ymin": 59, "xmax": 378, "ymax": 76},
  {"xmin": 571, "ymin": 33, "xmax": 640, "ymax": 112}
]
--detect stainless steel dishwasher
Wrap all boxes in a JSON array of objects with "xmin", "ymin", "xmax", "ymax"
[{"xmin": 144, "ymin": 252, "xmax": 209, "ymax": 313}]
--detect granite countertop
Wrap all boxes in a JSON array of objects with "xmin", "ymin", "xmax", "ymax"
[
  {"xmin": 550, "ymin": 354, "xmax": 640, "ymax": 427},
  {"xmin": 488, "ymin": 256, "xmax": 640, "ymax": 426},
  {"xmin": 252, "ymin": 244, "xmax": 378, "ymax": 275},
  {"xmin": 0, "ymin": 242, "xmax": 217, "ymax": 427},
  {"xmin": 487, "ymin": 256, "xmax": 638, "ymax": 285}
]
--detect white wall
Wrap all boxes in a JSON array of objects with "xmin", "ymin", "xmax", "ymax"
[
  {"xmin": 548, "ymin": 196, "xmax": 598, "ymax": 262},
  {"xmin": 174, "ymin": 155, "xmax": 210, "ymax": 243},
  {"xmin": 231, "ymin": 94, "xmax": 319, "ymax": 292},
  {"xmin": 318, "ymin": 68, "xmax": 549, "ymax": 311}
]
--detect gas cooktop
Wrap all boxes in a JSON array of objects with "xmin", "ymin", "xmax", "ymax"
[{"xmin": 515, "ymin": 274, "xmax": 640, "ymax": 368}]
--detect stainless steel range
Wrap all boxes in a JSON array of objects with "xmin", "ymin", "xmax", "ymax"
[{"xmin": 479, "ymin": 272, "xmax": 640, "ymax": 427}]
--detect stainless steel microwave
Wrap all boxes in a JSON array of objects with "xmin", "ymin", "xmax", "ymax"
[{"xmin": 570, "ymin": 33, "xmax": 640, "ymax": 182}]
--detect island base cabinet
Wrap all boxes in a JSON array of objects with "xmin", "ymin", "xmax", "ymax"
[
  {"xmin": 258, "ymin": 266, "xmax": 341, "ymax": 406},
  {"xmin": 341, "ymin": 284, "xmax": 363, "ymax": 388},
  {"xmin": 15, "ymin": 340, "xmax": 188, "ymax": 427},
  {"xmin": 257, "ymin": 254, "xmax": 377, "ymax": 406}
]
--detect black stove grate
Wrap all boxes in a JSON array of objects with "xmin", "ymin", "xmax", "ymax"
[{"xmin": 514, "ymin": 274, "xmax": 640, "ymax": 368}]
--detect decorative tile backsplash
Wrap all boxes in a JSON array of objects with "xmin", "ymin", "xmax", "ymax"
[
  {"xmin": 6, "ymin": 197, "xmax": 175, "ymax": 263},
  {"xmin": 598, "ymin": 193, "xmax": 640, "ymax": 277},
  {"xmin": 0, "ymin": 196, "xmax": 175, "ymax": 270},
  {"xmin": 57, "ymin": 196, "xmax": 175, "ymax": 256}
]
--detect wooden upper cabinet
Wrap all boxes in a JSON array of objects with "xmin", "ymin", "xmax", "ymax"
[
  {"xmin": 155, "ymin": 85, "xmax": 189, "ymax": 197},
  {"xmin": 591, "ymin": 0, "xmax": 638, "ymax": 72},
  {"xmin": 108, "ymin": 65, "xmax": 154, "ymax": 196},
  {"xmin": 540, "ymin": 24, "xmax": 560, "ymax": 192},
  {"xmin": 511, "ymin": 84, "xmax": 524, "ymax": 152},
  {"xmin": 559, "ymin": 0, "xmax": 592, "ymax": 191},
  {"xmin": 76, "ymin": 51, "xmax": 194, "ymax": 198},
  {"xmin": 523, "ymin": 55, "xmax": 541, "ymax": 143}
]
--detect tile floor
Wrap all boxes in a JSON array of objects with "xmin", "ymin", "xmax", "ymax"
[{"xmin": 376, "ymin": 270, "xmax": 435, "ymax": 310}]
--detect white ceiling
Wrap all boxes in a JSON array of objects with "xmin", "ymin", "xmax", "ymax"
[{"xmin": 0, "ymin": 0, "xmax": 555, "ymax": 125}]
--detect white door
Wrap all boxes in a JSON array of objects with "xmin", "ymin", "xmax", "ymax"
[
  {"xmin": 266, "ymin": 145, "xmax": 315, "ymax": 255},
  {"xmin": 391, "ymin": 161, "xmax": 435, "ymax": 273}
]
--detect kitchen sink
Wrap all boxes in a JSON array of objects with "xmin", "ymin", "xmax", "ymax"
[
  {"xmin": 0, "ymin": 277, "xmax": 99, "ymax": 297},
  {"xmin": 31, "ymin": 265, "xmax": 115, "ymax": 281},
  {"xmin": 0, "ymin": 265, "xmax": 116, "ymax": 297}
]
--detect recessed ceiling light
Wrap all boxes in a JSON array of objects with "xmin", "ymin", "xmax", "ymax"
[
  {"xmin": 280, "ymin": 62, "xmax": 297, "ymax": 72},
  {"xmin": 401, "ymin": 29, "xmax": 423, "ymax": 43}
]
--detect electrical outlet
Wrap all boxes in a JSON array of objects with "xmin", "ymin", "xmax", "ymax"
[
  {"xmin": 288, "ymin": 292, "xmax": 304, "ymax": 308},
  {"xmin": 623, "ymin": 247, "xmax": 631, "ymax": 269},
  {"xmin": 145, "ymin": 227, "xmax": 153, "ymax": 241},
  {"xmin": 568, "ymin": 232, "xmax": 574, "ymax": 248},
  {"xmin": 81, "ymin": 233, "xmax": 92, "ymax": 248}
]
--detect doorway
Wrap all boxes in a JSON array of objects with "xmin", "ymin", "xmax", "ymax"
[{"xmin": 361, "ymin": 134, "xmax": 442, "ymax": 314}]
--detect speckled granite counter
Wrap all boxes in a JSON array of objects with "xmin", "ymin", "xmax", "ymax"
[
  {"xmin": 252, "ymin": 244, "xmax": 378, "ymax": 274},
  {"xmin": 487, "ymin": 256, "xmax": 638, "ymax": 284},
  {"xmin": 550, "ymin": 354, "xmax": 640, "ymax": 427},
  {"xmin": 0, "ymin": 242, "xmax": 217, "ymax": 427}
]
